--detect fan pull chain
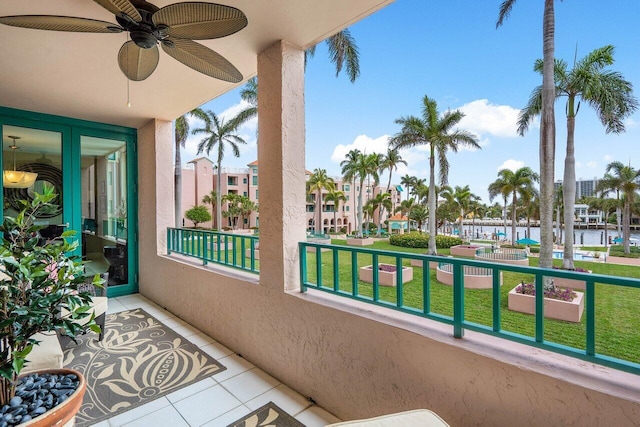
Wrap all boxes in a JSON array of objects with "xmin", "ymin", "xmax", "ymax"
[{"xmin": 126, "ymin": 33, "xmax": 131, "ymax": 108}]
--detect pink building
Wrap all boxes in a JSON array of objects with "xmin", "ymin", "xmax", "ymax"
[{"xmin": 181, "ymin": 158, "xmax": 402, "ymax": 233}]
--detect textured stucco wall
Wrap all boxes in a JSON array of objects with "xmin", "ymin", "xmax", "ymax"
[{"xmin": 136, "ymin": 48, "xmax": 640, "ymax": 426}]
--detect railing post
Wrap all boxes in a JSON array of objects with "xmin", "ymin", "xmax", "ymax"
[
  {"xmin": 372, "ymin": 253, "xmax": 379, "ymax": 301},
  {"xmin": 492, "ymin": 267, "xmax": 501, "ymax": 332},
  {"xmin": 422, "ymin": 258, "xmax": 430, "ymax": 314},
  {"xmin": 167, "ymin": 228, "xmax": 172, "ymax": 254},
  {"xmin": 396, "ymin": 256, "xmax": 403, "ymax": 308},
  {"xmin": 333, "ymin": 247, "xmax": 340, "ymax": 292},
  {"xmin": 351, "ymin": 250, "xmax": 358, "ymax": 297},
  {"xmin": 453, "ymin": 262, "xmax": 464, "ymax": 338},
  {"xmin": 316, "ymin": 246, "xmax": 323, "ymax": 288},
  {"xmin": 202, "ymin": 233, "xmax": 208, "ymax": 265},
  {"xmin": 586, "ymin": 279, "xmax": 596, "ymax": 356},
  {"xmin": 299, "ymin": 242, "xmax": 307, "ymax": 292},
  {"xmin": 251, "ymin": 237, "xmax": 256, "ymax": 272},
  {"xmin": 535, "ymin": 272, "xmax": 544, "ymax": 343}
]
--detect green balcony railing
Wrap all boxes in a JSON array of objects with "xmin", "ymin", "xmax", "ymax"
[
  {"xmin": 167, "ymin": 228, "xmax": 259, "ymax": 274},
  {"xmin": 299, "ymin": 242, "xmax": 640, "ymax": 375}
]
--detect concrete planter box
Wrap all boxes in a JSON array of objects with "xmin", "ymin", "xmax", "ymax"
[
  {"xmin": 359, "ymin": 264, "xmax": 413, "ymax": 287},
  {"xmin": 436, "ymin": 266, "xmax": 503, "ymax": 289},
  {"xmin": 508, "ymin": 287, "xmax": 584, "ymax": 323},
  {"xmin": 552, "ymin": 270, "xmax": 592, "ymax": 291},
  {"xmin": 246, "ymin": 249, "xmax": 259, "ymax": 260},
  {"xmin": 410, "ymin": 256, "xmax": 453, "ymax": 269},
  {"xmin": 347, "ymin": 237, "xmax": 374, "ymax": 246},
  {"xmin": 450, "ymin": 245, "xmax": 482, "ymax": 257}
]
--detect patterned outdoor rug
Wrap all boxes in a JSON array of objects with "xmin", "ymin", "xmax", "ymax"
[
  {"xmin": 228, "ymin": 402, "xmax": 305, "ymax": 427},
  {"xmin": 61, "ymin": 308, "xmax": 226, "ymax": 426}
]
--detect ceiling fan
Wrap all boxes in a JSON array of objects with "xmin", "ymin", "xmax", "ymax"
[{"xmin": 0, "ymin": 0, "xmax": 247, "ymax": 82}]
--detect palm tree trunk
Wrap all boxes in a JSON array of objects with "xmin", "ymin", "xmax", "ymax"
[
  {"xmin": 216, "ymin": 161, "xmax": 222, "ymax": 231},
  {"xmin": 511, "ymin": 195, "xmax": 517, "ymax": 246},
  {"xmin": 333, "ymin": 207, "xmax": 337, "ymax": 235},
  {"xmin": 428, "ymin": 147, "xmax": 437, "ymax": 254},
  {"xmin": 174, "ymin": 140, "xmax": 182, "ymax": 228},
  {"xmin": 357, "ymin": 185, "xmax": 364, "ymax": 237},
  {"xmin": 503, "ymin": 197, "xmax": 508, "ymax": 238},
  {"xmin": 538, "ymin": 0, "xmax": 556, "ymax": 269},
  {"xmin": 624, "ymin": 199, "xmax": 631, "ymax": 254},
  {"xmin": 316, "ymin": 190, "xmax": 322, "ymax": 234},
  {"xmin": 563, "ymin": 112, "xmax": 576, "ymax": 268}
]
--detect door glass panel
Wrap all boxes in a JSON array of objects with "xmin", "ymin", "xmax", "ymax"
[
  {"xmin": 3, "ymin": 125, "xmax": 64, "ymax": 234},
  {"xmin": 81, "ymin": 136, "xmax": 128, "ymax": 288}
]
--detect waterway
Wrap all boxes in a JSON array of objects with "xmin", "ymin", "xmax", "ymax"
[{"xmin": 454, "ymin": 225, "xmax": 640, "ymax": 246}]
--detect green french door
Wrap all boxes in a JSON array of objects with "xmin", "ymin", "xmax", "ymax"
[{"xmin": 0, "ymin": 107, "xmax": 137, "ymax": 297}]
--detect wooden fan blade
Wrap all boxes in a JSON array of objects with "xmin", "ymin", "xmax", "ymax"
[
  {"xmin": 0, "ymin": 15, "xmax": 121, "ymax": 33},
  {"xmin": 162, "ymin": 38, "xmax": 242, "ymax": 82},
  {"xmin": 93, "ymin": 0, "xmax": 142, "ymax": 22},
  {"xmin": 153, "ymin": 2, "xmax": 247, "ymax": 40},
  {"xmin": 118, "ymin": 41, "xmax": 159, "ymax": 81}
]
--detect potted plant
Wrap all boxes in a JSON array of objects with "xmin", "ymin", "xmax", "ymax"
[
  {"xmin": 508, "ymin": 280, "xmax": 584, "ymax": 322},
  {"xmin": 0, "ymin": 185, "xmax": 101, "ymax": 426}
]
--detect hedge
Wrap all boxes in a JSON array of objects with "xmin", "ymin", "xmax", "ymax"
[{"xmin": 389, "ymin": 232, "xmax": 462, "ymax": 249}]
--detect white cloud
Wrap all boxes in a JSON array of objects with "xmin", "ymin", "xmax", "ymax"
[
  {"xmin": 497, "ymin": 159, "xmax": 525, "ymax": 172},
  {"xmin": 624, "ymin": 117, "xmax": 638, "ymax": 128},
  {"xmin": 456, "ymin": 99, "xmax": 522, "ymax": 138},
  {"xmin": 330, "ymin": 134, "xmax": 391, "ymax": 163},
  {"xmin": 603, "ymin": 154, "xmax": 614, "ymax": 162}
]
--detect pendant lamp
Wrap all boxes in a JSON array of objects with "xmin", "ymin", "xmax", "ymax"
[{"xmin": 3, "ymin": 136, "xmax": 38, "ymax": 188}]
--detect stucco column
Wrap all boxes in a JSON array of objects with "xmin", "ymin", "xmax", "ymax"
[
  {"xmin": 138, "ymin": 118, "xmax": 173, "ymax": 261},
  {"xmin": 257, "ymin": 40, "xmax": 306, "ymax": 292}
]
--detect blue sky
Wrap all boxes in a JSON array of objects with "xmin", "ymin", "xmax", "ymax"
[{"xmin": 183, "ymin": 0, "xmax": 640, "ymax": 203}]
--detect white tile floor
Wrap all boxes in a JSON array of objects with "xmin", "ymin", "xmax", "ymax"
[{"xmin": 95, "ymin": 294, "xmax": 341, "ymax": 427}]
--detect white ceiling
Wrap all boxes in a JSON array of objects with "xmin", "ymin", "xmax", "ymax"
[{"xmin": 0, "ymin": 0, "xmax": 393, "ymax": 129}]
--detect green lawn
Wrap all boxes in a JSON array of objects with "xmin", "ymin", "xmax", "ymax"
[{"xmin": 303, "ymin": 239, "xmax": 640, "ymax": 365}]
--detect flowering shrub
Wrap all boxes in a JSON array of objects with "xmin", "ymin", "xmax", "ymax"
[
  {"xmin": 515, "ymin": 282, "xmax": 577, "ymax": 301},
  {"xmin": 389, "ymin": 232, "xmax": 462, "ymax": 249},
  {"xmin": 377, "ymin": 264, "xmax": 397, "ymax": 272}
]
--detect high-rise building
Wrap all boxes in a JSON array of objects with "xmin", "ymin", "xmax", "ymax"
[{"xmin": 555, "ymin": 178, "xmax": 600, "ymax": 200}]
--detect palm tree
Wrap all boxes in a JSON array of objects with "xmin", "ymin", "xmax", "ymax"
[
  {"xmin": 554, "ymin": 184, "xmax": 564, "ymax": 244},
  {"xmin": 390, "ymin": 95, "xmax": 480, "ymax": 254},
  {"xmin": 341, "ymin": 150, "xmax": 379, "ymax": 237},
  {"xmin": 585, "ymin": 195, "xmax": 619, "ymax": 248},
  {"xmin": 201, "ymin": 190, "xmax": 218, "ymax": 230},
  {"xmin": 395, "ymin": 198, "xmax": 416, "ymax": 220},
  {"xmin": 174, "ymin": 108, "xmax": 207, "ymax": 227},
  {"xmin": 367, "ymin": 192, "xmax": 392, "ymax": 236},
  {"xmin": 497, "ymin": 0, "xmax": 556, "ymax": 269},
  {"xmin": 240, "ymin": 30, "xmax": 361, "ymax": 120},
  {"xmin": 520, "ymin": 186, "xmax": 539, "ymax": 242},
  {"xmin": 448, "ymin": 185, "xmax": 473, "ymax": 237},
  {"xmin": 192, "ymin": 109, "xmax": 250, "ymax": 231},
  {"xmin": 325, "ymin": 189, "xmax": 347, "ymax": 234},
  {"xmin": 221, "ymin": 193, "xmax": 243, "ymax": 229},
  {"xmin": 307, "ymin": 169, "xmax": 336, "ymax": 235},
  {"xmin": 598, "ymin": 162, "xmax": 640, "ymax": 254},
  {"xmin": 239, "ymin": 196, "xmax": 258, "ymax": 229},
  {"xmin": 517, "ymin": 45, "xmax": 638, "ymax": 268},
  {"xmin": 381, "ymin": 148, "xmax": 407, "ymax": 216},
  {"xmin": 488, "ymin": 178, "xmax": 510, "ymax": 239},
  {"xmin": 489, "ymin": 168, "xmax": 540, "ymax": 246},
  {"xmin": 408, "ymin": 205, "xmax": 429, "ymax": 234},
  {"xmin": 400, "ymin": 174, "xmax": 415, "ymax": 202},
  {"xmin": 307, "ymin": 29, "xmax": 360, "ymax": 82}
]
